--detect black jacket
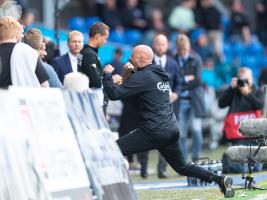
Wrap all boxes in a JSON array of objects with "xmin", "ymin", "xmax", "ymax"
[
  {"xmin": 153, "ymin": 56, "xmax": 180, "ymax": 94},
  {"xmin": 218, "ymin": 86, "xmax": 264, "ymax": 113},
  {"xmin": 78, "ymin": 45, "xmax": 102, "ymax": 88},
  {"xmin": 103, "ymin": 64, "xmax": 178, "ymax": 132},
  {"xmin": 174, "ymin": 53, "xmax": 203, "ymax": 94}
]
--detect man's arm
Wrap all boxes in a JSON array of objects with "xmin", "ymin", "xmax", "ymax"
[
  {"xmin": 244, "ymin": 89, "xmax": 264, "ymax": 109},
  {"xmin": 181, "ymin": 56, "xmax": 202, "ymax": 91},
  {"xmin": 103, "ymin": 64, "xmax": 147, "ymax": 100},
  {"xmin": 35, "ymin": 59, "xmax": 50, "ymax": 87},
  {"xmin": 50, "ymin": 58, "xmax": 64, "ymax": 84},
  {"xmin": 79, "ymin": 54, "xmax": 102, "ymax": 88},
  {"xmin": 218, "ymin": 87, "xmax": 236, "ymax": 108}
]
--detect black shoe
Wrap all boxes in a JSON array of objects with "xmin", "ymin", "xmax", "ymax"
[
  {"xmin": 158, "ymin": 172, "xmax": 168, "ymax": 179},
  {"xmin": 218, "ymin": 176, "xmax": 235, "ymax": 198},
  {"xmin": 140, "ymin": 172, "xmax": 148, "ymax": 179}
]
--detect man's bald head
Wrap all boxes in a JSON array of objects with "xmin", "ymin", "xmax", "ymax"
[
  {"xmin": 131, "ymin": 45, "xmax": 153, "ymax": 68},
  {"xmin": 153, "ymin": 34, "xmax": 168, "ymax": 57}
]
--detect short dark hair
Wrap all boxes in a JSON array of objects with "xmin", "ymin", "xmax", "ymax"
[
  {"xmin": 24, "ymin": 28, "xmax": 43, "ymax": 50},
  {"xmin": 89, "ymin": 22, "xmax": 110, "ymax": 38},
  {"xmin": 115, "ymin": 48, "xmax": 122, "ymax": 55}
]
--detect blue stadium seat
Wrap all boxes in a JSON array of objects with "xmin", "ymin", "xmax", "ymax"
[
  {"xmin": 85, "ymin": 16, "xmax": 101, "ymax": 30},
  {"xmin": 109, "ymin": 30, "xmax": 126, "ymax": 44},
  {"xmin": 244, "ymin": 41, "xmax": 264, "ymax": 56},
  {"xmin": 125, "ymin": 29, "xmax": 142, "ymax": 45},
  {"xmin": 68, "ymin": 17, "xmax": 86, "ymax": 32},
  {"xmin": 231, "ymin": 41, "xmax": 245, "ymax": 57},
  {"xmin": 241, "ymin": 56, "xmax": 257, "ymax": 69}
]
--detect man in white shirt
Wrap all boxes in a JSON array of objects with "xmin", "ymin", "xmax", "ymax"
[{"xmin": 51, "ymin": 30, "xmax": 84, "ymax": 83}]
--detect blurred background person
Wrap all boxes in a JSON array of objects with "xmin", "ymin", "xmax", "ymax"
[
  {"xmin": 64, "ymin": 72, "xmax": 90, "ymax": 92},
  {"xmin": 24, "ymin": 28, "xmax": 62, "ymax": 88},
  {"xmin": 111, "ymin": 47, "xmax": 124, "ymax": 75},
  {"xmin": 51, "ymin": 30, "xmax": 84, "ymax": 84},
  {"xmin": 78, "ymin": 22, "xmax": 110, "ymax": 115},
  {"xmin": 174, "ymin": 34, "xmax": 204, "ymax": 162},
  {"xmin": 196, "ymin": 0, "xmax": 223, "ymax": 59},
  {"xmin": 120, "ymin": 0, "xmax": 147, "ymax": 31},
  {"xmin": 218, "ymin": 67, "xmax": 264, "ymax": 173},
  {"xmin": 168, "ymin": 0, "xmax": 196, "ymax": 33},
  {"xmin": 0, "ymin": 16, "xmax": 49, "ymax": 88}
]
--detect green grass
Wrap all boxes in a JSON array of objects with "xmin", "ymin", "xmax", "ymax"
[
  {"xmin": 130, "ymin": 146, "xmax": 267, "ymax": 200},
  {"xmin": 136, "ymin": 180, "xmax": 267, "ymax": 200}
]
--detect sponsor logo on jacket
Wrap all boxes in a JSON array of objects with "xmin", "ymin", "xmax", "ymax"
[{"xmin": 157, "ymin": 81, "xmax": 170, "ymax": 93}]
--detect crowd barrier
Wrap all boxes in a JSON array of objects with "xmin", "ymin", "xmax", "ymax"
[{"xmin": 0, "ymin": 87, "xmax": 137, "ymax": 200}]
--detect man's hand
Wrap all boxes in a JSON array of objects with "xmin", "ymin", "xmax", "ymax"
[
  {"xmin": 104, "ymin": 64, "xmax": 114, "ymax": 74},
  {"xmin": 231, "ymin": 77, "xmax": 238, "ymax": 89},
  {"xmin": 123, "ymin": 62, "xmax": 135, "ymax": 72},
  {"xmin": 239, "ymin": 84, "xmax": 251, "ymax": 96},
  {"xmin": 170, "ymin": 93, "xmax": 178, "ymax": 103},
  {"xmin": 112, "ymin": 74, "xmax": 123, "ymax": 85},
  {"xmin": 185, "ymin": 75, "xmax": 195, "ymax": 81}
]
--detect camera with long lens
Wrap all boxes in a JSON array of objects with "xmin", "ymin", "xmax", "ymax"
[{"xmin": 237, "ymin": 78, "xmax": 249, "ymax": 87}]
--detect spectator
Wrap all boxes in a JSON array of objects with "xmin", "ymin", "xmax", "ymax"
[
  {"xmin": 0, "ymin": 16, "xmax": 49, "ymax": 88},
  {"xmin": 218, "ymin": 67, "xmax": 264, "ymax": 173},
  {"xmin": 64, "ymin": 72, "xmax": 90, "ymax": 92},
  {"xmin": 51, "ymin": 30, "xmax": 84, "ymax": 84},
  {"xmin": 144, "ymin": 8, "xmax": 169, "ymax": 45},
  {"xmin": 241, "ymin": 26, "xmax": 259, "ymax": 47},
  {"xmin": 111, "ymin": 48, "xmax": 124, "ymax": 75},
  {"xmin": 229, "ymin": 0, "xmax": 249, "ymax": 40},
  {"xmin": 24, "ymin": 28, "xmax": 62, "ymax": 88},
  {"xmin": 168, "ymin": 0, "xmax": 196, "ymax": 33},
  {"xmin": 258, "ymin": 66, "xmax": 267, "ymax": 86},
  {"xmin": 196, "ymin": 0, "xmax": 223, "ymax": 59},
  {"xmin": 174, "ymin": 34, "xmax": 204, "ymax": 161},
  {"xmin": 42, "ymin": 38, "xmax": 60, "ymax": 64},
  {"xmin": 255, "ymin": 0, "xmax": 267, "ymax": 47},
  {"xmin": 102, "ymin": 0, "xmax": 123, "ymax": 31},
  {"xmin": 20, "ymin": 10, "xmax": 35, "ymax": 28},
  {"xmin": 120, "ymin": 0, "xmax": 147, "ymax": 30},
  {"xmin": 192, "ymin": 29, "xmax": 214, "ymax": 66}
]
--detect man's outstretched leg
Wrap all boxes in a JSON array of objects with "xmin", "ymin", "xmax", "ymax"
[{"xmin": 158, "ymin": 142, "xmax": 235, "ymax": 198}]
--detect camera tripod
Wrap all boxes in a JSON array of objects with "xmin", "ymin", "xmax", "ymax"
[{"xmin": 237, "ymin": 137, "xmax": 267, "ymax": 191}]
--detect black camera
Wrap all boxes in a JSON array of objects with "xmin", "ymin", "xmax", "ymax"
[{"xmin": 237, "ymin": 78, "xmax": 249, "ymax": 87}]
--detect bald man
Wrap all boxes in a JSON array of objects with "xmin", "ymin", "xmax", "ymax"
[{"xmin": 103, "ymin": 45, "xmax": 234, "ymax": 198}]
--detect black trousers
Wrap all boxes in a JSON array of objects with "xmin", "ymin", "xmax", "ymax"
[{"xmin": 117, "ymin": 128, "xmax": 216, "ymax": 183}]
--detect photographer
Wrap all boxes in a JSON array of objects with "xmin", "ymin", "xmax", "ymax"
[
  {"xmin": 219, "ymin": 67, "xmax": 264, "ymax": 122},
  {"xmin": 218, "ymin": 67, "xmax": 264, "ymax": 173}
]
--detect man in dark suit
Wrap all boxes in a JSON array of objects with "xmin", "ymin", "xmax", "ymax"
[{"xmin": 51, "ymin": 31, "xmax": 84, "ymax": 83}]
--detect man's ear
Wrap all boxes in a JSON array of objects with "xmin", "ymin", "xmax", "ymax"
[{"xmin": 95, "ymin": 33, "xmax": 101, "ymax": 41}]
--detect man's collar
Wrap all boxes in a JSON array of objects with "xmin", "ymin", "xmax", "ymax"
[
  {"xmin": 154, "ymin": 54, "xmax": 166, "ymax": 59},
  {"xmin": 85, "ymin": 44, "xmax": 98, "ymax": 53},
  {"xmin": 68, "ymin": 52, "xmax": 77, "ymax": 59}
]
